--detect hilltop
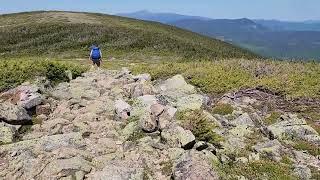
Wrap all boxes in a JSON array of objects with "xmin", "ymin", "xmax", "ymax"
[{"xmin": 0, "ymin": 11, "xmax": 258, "ymax": 60}]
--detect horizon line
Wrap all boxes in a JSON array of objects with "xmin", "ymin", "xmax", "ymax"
[{"xmin": 0, "ymin": 9, "xmax": 319, "ymax": 22}]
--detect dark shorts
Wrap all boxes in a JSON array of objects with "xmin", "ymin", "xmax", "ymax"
[{"xmin": 92, "ymin": 59, "xmax": 101, "ymax": 67}]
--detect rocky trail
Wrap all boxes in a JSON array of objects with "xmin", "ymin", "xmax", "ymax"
[{"xmin": 0, "ymin": 68, "xmax": 319, "ymax": 179}]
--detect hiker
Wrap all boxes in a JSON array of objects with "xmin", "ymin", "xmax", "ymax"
[{"xmin": 89, "ymin": 44, "xmax": 102, "ymax": 68}]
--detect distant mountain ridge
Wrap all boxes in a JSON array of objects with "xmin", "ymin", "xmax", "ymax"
[
  {"xmin": 254, "ymin": 19, "xmax": 320, "ymax": 32},
  {"xmin": 118, "ymin": 11, "xmax": 320, "ymax": 60},
  {"xmin": 117, "ymin": 10, "xmax": 210, "ymax": 24}
]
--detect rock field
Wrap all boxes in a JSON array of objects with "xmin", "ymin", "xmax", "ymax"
[{"xmin": 0, "ymin": 68, "xmax": 319, "ymax": 179}]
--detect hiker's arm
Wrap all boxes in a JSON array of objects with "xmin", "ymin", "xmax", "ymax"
[{"xmin": 89, "ymin": 50, "xmax": 92, "ymax": 61}]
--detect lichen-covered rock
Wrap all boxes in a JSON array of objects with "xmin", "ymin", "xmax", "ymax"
[
  {"xmin": 231, "ymin": 113, "xmax": 255, "ymax": 127},
  {"xmin": 267, "ymin": 114, "xmax": 320, "ymax": 145},
  {"xmin": 253, "ymin": 139, "xmax": 284, "ymax": 161},
  {"xmin": 158, "ymin": 75, "xmax": 196, "ymax": 95},
  {"xmin": 39, "ymin": 156, "xmax": 92, "ymax": 179},
  {"xmin": 173, "ymin": 150, "xmax": 219, "ymax": 180},
  {"xmin": 89, "ymin": 161, "xmax": 144, "ymax": 180},
  {"xmin": 175, "ymin": 94, "xmax": 204, "ymax": 111},
  {"xmin": 115, "ymin": 99, "xmax": 131, "ymax": 120},
  {"xmin": 293, "ymin": 164, "xmax": 312, "ymax": 180},
  {"xmin": 139, "ymin": 113, "xmax": 158, "ymax": 133},
  {"xmin": 0, "ymin": 123, "xmax": 14, "ymax": 144},
  {"xmin": 0, "ymin": 85, "xmax": 42, "ymax": 109},
  {"xmin": 0, "ymin": 102, "xmax": 31, "ymax": 125},
  {"xmin": 161, "ymin": 125, "xmax": 196, "ymax": 149}
]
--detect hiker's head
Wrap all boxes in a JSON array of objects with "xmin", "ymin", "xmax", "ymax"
[{"xmin": 91, "ymin": 43, "xmax": 99, "ymax": 49}]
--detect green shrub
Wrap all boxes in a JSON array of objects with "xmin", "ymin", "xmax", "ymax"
[
  {"xmin": 131, "ymin": 59, "xmax": 320, "ymax": 98},
  {"xmin": 176, "ymin": 110, "xmax": 223, "ymax": 145},
  {"xmin": 127, "ymin": 129, "xmax": 145, "ymax": 142},
  {"xmin": 219, "ymin": 160, "xmax": 298, "ymax": 180},
  {"xmin": 0, "ymin": 59, "xmax": 87, "ymax": 92},
  {"xmin": 293, "ymin": 140, "xmax": 320, "ymax": 156},
  {"xmin": 212, "ymin": 103, "xmax": 234, "ymax": 115},
  {"xmin": 264, "ymin": 111, "xmax": 282, "ymax": 125}
]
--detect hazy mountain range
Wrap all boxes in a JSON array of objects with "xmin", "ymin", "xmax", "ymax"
[{"xmin": 118, "ymin": 11, "xmax": 320, "ymax": 60}]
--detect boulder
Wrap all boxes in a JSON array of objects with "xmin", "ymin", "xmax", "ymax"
[
  {"xmin": 231, "ymin": 113, "xmax": 255, "ymax": 127},
  {"xmin": 139, "ymin": 113, "xmax": 158, "ymax": 133},
  {"xmin": 133, "ymin": 73, "xmax": 151, "ymax": 82},
  {"xmin": 0, "ymin": 132, "xmax": 84, "ymax": 154},
  {"xmin": 0, "ymin": 102, "xmax": 32, "ymax": 125},
  {"xmin": 293, "ymin": 165, "xmax": 312, "ymax": 180},
  {"xmin": 267, "ymin": 114, "xmax": 319, "ymax": 145},
  {"xmin": 36, "ymin": 103, "xmax": 51, "ymax": 115},
  {"xmin": 0, "ymin": 123, "xmax": 14, "ymax": 144},
  {"xmin": 161, "ymin": 125, "xmax": 196, "ymax": 149},
  {"xmin": 253, "ymin": 140, "xmax": 283, "ymax": 161},
  {"xmin": 293, "ymin": 150, "xmax": 320, "ymax": 170},
  {"xmin": 131, "ymin": 82, "xmax": 155, "ymax": 98},
  {"xmin": 158, "ymin": 106, "xmax": 177, "ymax": 130},
  {"xmin": 115, "ymin": 99, "xmax": 131, "ymax": 120},
  {"xmin": 89, "ymin": 160, "xmax": 144, "ymax": 180},
  {"xmin": 0, "ymin": 85, "xmax": 42, "ymax": 109},
  {"xmin": 40, "ymin": 157, "xmax": 92, "ymax": 179},
  {"xmin": 173, "ymin": 150, "xmax": 219, "ymax": 180},
  {"xmin": 50, "ymin": 82, "xmax": 71, "ymax": 100},
  {"xmin": 131, "ymin": 95, "xmax": 158, "ymax": 117},
  {"xmin": 175, "ymin": 94, "xmax": 204, "ymax": 111},
  {"xmin": 159, "ymin": 75, "xmax": 196, "ymax": 94}
]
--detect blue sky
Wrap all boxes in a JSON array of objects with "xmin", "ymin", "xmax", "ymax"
[{"xmin": 0, "ymin": 0, "xmax": 319, "ymax": 21}]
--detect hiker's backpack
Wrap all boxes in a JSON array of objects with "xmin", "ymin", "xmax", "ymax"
[{"xmin": 91, "ymin": 47, "xmax": 101, "ymax": 59}]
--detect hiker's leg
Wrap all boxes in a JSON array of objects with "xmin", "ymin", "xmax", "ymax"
[{"xmin": 96, "ymin": 60, "xmax": 101, "ymax": 67}]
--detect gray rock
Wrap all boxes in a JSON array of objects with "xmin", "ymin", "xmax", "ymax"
[
  {"xmin": 173, "ymin": 150, "xmax": 219, "ymax": 180},
  {"xmin": 175, "ymin": 94, "xmax": 204, "ymax": 111},
  {"xmin": 115, "ymin": 99, "xmax": 131, "ymax": 120},
  {"xmin": 248, "ymin": 152, "xmax": 260, "ymax": 162},
  {"xmin": 132, "ymin": 82, "xmax": 155, "ymax": 98},
  {"xmin": 253, "ymin": 140, "xmax": 283, "ymax": 161},
  {"xmin": 0, "ymin": 123, "xmax": 14, "ymax": 144},
  {"xmin": 0, "ymin": 84, "xmax": 43, "ymax": 109},
  {"xmin": 36, "ymin": 104, "xmax": 51, "ymax": 116},
  {"xmin": 293, "ymin": 150, "xmax": 320, "ymax": 170},
  {"xmin": 293, "ymin": 164, "xmax": 312, "ymax": 180},
  {"xmin": 236, "ymin": 157, "xmax": 249, "ymax": 164},
  {"xmin": 231, "ymin": 113, "xmax": 255, "ymax": 127},
  {"xmin": 150, "ymin": 103, "xmax": 165, "ymax": 117},
  {"xmin": 0, "ymin": 132, "xmax": 84, "ymax": 153},
  {"xmin": 161, "ymin": 125, "xmax": 196, "ymax": 149},
  {"xmin": 133, "ymin": 73, "xmax": 151, "ymax": 82},
  {"xmin": 131, "ymin": 95, "xmax": 158, "ymax": 117},
  {"xmin": 194, "ymin": 141, "xmax": 209, "ymax": 151},
  {"xmin": 90, "ymin": 161, "xmax": 144, "ymax": 180},
  {"xmin": 40, "ymin": 156, "xmax": 92, "ymax": 179},
  {"xmin": 267, "ymin": 114, "xmax": 319, "ymax": 145},
  {"xmin": 0, "ymin": 102, "xmax": 31, "ymax": 125},
  {"xmin": 139, "ymin": 113, "xmax": 158, "ymax": 133},
  {"xmin": 50, "ymin": 82, "xmax": 71, "ymax": 100},
  {"xmin": 159, "ymin": 75, "xmax": 196, "ymax": 94}
]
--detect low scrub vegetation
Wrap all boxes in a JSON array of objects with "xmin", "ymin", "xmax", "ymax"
[
  {"xmin": 176, "ymin": 110, "xmax": 223, "ymax": 145},
  {"xmin": 212, "ymin": 103, "xmax": 234, "ymax": 115},
  {"xmin": 0, "ymin": 58, "xmax": 87, "ymax": 92},
  {"xmin": 264, "ymin": 111, "xmax": 282, "ymax": 125},
  {"xmin": 132, "ymin": 59, "xmax": 320, "ymax": 98},
  {"xmin": 219, "ymin": 159, "xmax": 298, "ymax": 180},
  {"xmin": 293, "ymin": 140, "xmax": 320, "ymax": 156}
]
